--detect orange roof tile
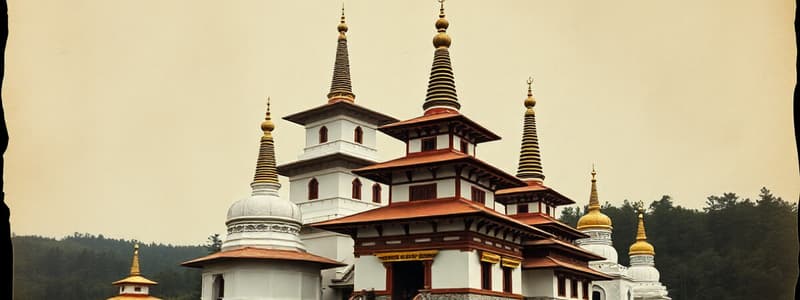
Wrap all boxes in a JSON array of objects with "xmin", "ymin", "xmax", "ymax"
[
  {"xmin": 523, "ymin": 256, "xmax": 612, "ymax": 280},
  {"xmin": 495, "ymin": 181, "xmax": 575, "ymax": 206},
  {"xmin": 181, "ymin": 247, "xmax": 345, "ymax": 269},
  {"xmin": 524, "ymin": 238, "xmax": 605, "ymax": 261},
  {"xmin": 379, "ymin": 111, "xmax": 501, "ymax": 143},
  {"xmin": 353, "ymin": 150, "xmax": 525, "ymax": 189},
  {"xmin": 112, "ymin": 275, "xmax": 158, "ymax": 286},
  {"xmin": 512, "ymin": 213, "xmax": 588, "ymax": 239},
  {"xmin": 312, "ymin": 198, "xmax": 553, "ymax": 238}
]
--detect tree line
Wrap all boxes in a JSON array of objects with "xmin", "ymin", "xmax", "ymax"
[
  {"xmin": 10, "ymin": 188, "xmax": 798, "ymax": 300},
  {"xmin": 559, "ymin": 187, "xmax": 798, "ymax": 300},
  {"xmin": 11, "ymin": 233, "xmax": 204, "ymax": 300}
]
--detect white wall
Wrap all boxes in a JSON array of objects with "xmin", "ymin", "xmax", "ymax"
[
  {"xmin": 199, "ymin": 260, "xmax": 323, "ymax": 300},
  {"xmin": 354, "ymin": 255, "xmax": 386, "ymax": 291},
  {"xmin": 431, "ymin": 250, "xmax": 471, "ymax": 288},
  {"xmin": 460, "ymin": 181, "xmax": 495, "ymax": 207}
]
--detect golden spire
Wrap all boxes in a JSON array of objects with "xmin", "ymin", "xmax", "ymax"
[
  {"xmin": 129, "ymin": 244, "xmax": 141, "ymax": 276},
  {"xmin": 629, "ymin": 205, "xmax": 656, "ymax": 256},
  {"xmin": 516, "ymin": 77, "xmax": 544, "ymax": 180},
  {"xmin": 327, "ymin": 3, "xmax": 355, "ymax": 103},
  {"xmin": 252, "ymin": 97, "xmax": 279, "ymax": 185},
  {"xmin": 423, "ymin": 0, "xmax": 460, "ymax": 113},
  {"xmin": 577, "ymin": 166, "xmax": 613, "ymax": 230}
]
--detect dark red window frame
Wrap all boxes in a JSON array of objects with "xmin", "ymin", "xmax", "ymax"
[
  {"xmin": 409, "ymin": 183, "xmax": 437, "ymax": 201},
  {"xmin": 421, "ymin": 137, "xmax": 437, "ymax": 152},
  {"xmin": 352, "ymin": 178, "xmax": 362, "ymax": 200},
  {"xmin": 319, "ymin": 126, "xmax": 328, "ymax": 143},
  {"xmin": 502, "ymin": 267, "xmax": 512, "ymax": 293},
  {"xmin": 481, "ymin": 262, "xmax": 492, "ymax": 290},
  {"xmin": 354, "ymin": 126, "xmax": 363, "ymax": 144},
  {"xmin": 557, "ymin": 276, "xmax": 566, "ymax": 297},
  {"xmin": 308, "ymin": 178, "xmax": 319, "ymax": 200},
  {"xmin": 471, "ymin": 187, "xmax": 486, "ymax": 205},
  {"xmin": 372, "ymin": 184, "xmax": 381, "ymax": 203},
  {"xmin": 518, "ymin": 203, "xmax": 529, "ymax": 214}
]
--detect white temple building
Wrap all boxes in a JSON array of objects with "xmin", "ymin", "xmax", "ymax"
[
  {"xmin": 576, "ymin": 169, "xmax": 670, "ymax": 300},
  {"xmin": 107, "ymin": 244, "xmax": 162, "ymax": 300}
]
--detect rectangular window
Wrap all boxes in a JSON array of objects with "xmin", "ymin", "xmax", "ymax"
[
  {"xmin": 583, "ymin": 281, "xmax": 590, "ymax": 300},
  {"xmin": 460, "ymin": 140, "xmax": 469, "ymax": 153},
  {"xmin": 517, "ymin": 204, "xmax": 529, "ymax": 214},
  {"xmin": 471, "ymin": 187, "xmax": 486, "ymax": 205},
  {"xmin": 421, "ymin": 137, "xmax": 437, "ymax": 151},
  {"xmin": 502, "ymin": 267, "xmax": 512, "ymax": 293},
  {"xmin": 481, "ymin": 262, "xmax": 492, "ymax": 290},
  {"xmin": 409, "ymin": 184, "xmax": 437, "ymax": 201},
  {"xmin": 546, "ymin": 205, "xmax": 551, "ymax": 216},
  {"xmin": 571, "ymin": 278, "xmax": 578, "ymax": 298},
  {"xmin": 557, "ymin": 276, "xmax": 566, "ymax": 297}
]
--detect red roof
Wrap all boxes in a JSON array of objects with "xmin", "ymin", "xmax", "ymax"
[
  {"xmin": 495, "ymin": 181, "xmax": 575, "ymax": 206},
  {"xmin": 353, "ymin": 149, "xmax": 526, "ymax": 189},
  {"xmin": 379, "ymin": 111, "xmax": 501, "ymax": 143},
  {"xmin": 512, "ymin": 213, "xmax": 588, "ymax": 240},
  {"xmin": 523, "ymin": 256, "xmax": 612, "ymax": 280},
  {"xmin": 181, "ymin": 247, "xmax": 345, "ymax": 269},
  {"xmin": 311, "ymin": 198, "xmax": 553, "ymax": 239},
  {"xmin": 523, "ymin": 238, "xmax": 605, "ymax": 261}
]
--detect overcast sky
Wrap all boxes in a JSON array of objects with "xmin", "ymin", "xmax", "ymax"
[{"xmin": 4, "ymin": 0, "xmax": 797, "ymax": 245}]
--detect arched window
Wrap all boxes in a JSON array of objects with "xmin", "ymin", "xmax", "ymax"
[
  {"xmin": 352, "ymin": 179, "xmax": 362, "ymax": 200},
  {"xmin": 319, "ymin": 126, "xmax": 328, "ymax": 144},
  {"xmin": 354, "ymin": 126, "xmax": 363, "ymax": 144},
  {"xmin": 212, "ymin": 275, "xmax": 225, "ymax": 300},
  {"xmin": 372, "ymin": 184, "xmax": 381, "ymax": 203},
  {"xmin": 308, "ymin": 178, "xmax": 319, "ymax": 200}
]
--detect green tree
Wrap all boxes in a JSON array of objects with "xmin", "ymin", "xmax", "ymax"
[{"xmin": 205, "ymin": 233, "xmax": 222, "ymax": 254}]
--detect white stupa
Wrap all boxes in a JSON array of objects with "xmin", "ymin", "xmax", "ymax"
[{"xmin": 182, "ymin": 100, "xmax": 344, "ymax": 300}]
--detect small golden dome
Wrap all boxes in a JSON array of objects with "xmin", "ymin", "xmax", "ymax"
[
  {"xmin": 338, "ymin": 22, "xmax": 348, "ymax": 33},
  {"xmin": 629, "ymin": 212, "xmax": 655, "ymax": 256},
  {"xmin": 433, "ymin": 32, "xmax": 451, "ymax": 48},
  {"xmin": 436, "ymin": 17, "xmax": 449, "ymax": 31},
  {"xmin": 577, "ymin": 167, "xmax": 613, "ymax": 230}
]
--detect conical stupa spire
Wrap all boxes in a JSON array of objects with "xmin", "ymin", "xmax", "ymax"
[
  {"xmin": 252, "ymin": 98, "xmax": 279, "ymax": 186},
  {"xmin": 516, "ymin": 77, "xmax": 544, "ymax": 180},
  {"xmin": 423, "ymin": 0, "xmax": 460, "ymax": 114},
  {"xmin": 629, "ymin": 206, "xmax": 656, "ymax": 255},
  {"xmin": 576, "ymin": 166, "xmax": 613, "ymax": 230},
  {"xmin": 327, "ymin": 4, "xmax": 355, "ymax": 103},
  {"xmin": 129, "ymin": 244, "xmax": 141, "ymax": 276}
]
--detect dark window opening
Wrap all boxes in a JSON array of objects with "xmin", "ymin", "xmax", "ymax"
[
  {"xmin": 546, "ymin": 205, "xmax": 551, "ymax": 216},
  {"xmin": 372, "ymin": 184, "xmax": 381, "ymax": 203},
  {"xmin": 583, "ymin": 281, "xmax": 589, "ymax": 300},
  {"xmin": 571, "ymin": 278, "xmax": 579, "ymax": 298},
  {"xmin": 471, "ymin": 187, "xmax": 486, "ymax": 205},
  {"xmin": 212, "ymin": 275, "xmax": 225, "ymax": 300},
  {"xmin": 319, "ymin": 126, "xmax": 328, "ymax": 143},
  {"xmin": 480, "ymin": 262, "xmax": 492, "ymax": 290},
  {"xmin": 421, "ymin": 137, "xmax": 437, "ymax": 151},
  {"xmin": 354, "ymin": 126, "xmax": 363, "ymax": 144},
  {"xmin": 557, "ymin": 276, "xmax": 566, "ymax": 297},
  {"xmin": 409, "ymin": 184, "xmax": 437, "ymax": 201},
  {"xmin": 308, "ymin": 178, "xmax": 319, "ymax": 200},
  {"xmin": 502, "ymin": 267, "xmax": 512, "ymax": 293},
  {"xmin": 518, "ymin": 204, "xmax": 529, "ymax": 214},
  {"xmin": 352, "ymin": 179, "xmax": 362, "ymax": 200},
  {"xmin": 592, "ymin": 291, "xmax": 602, "ymax": 300},
  {"xmin": 460, "ymin": 140, "xmax": 469, "ymax": 153},
  {"xmin": 134, "ymin": 287, "xmax": 141, "ymax": 292}
]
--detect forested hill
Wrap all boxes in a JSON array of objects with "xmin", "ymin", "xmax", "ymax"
[
  {"xmin": 11, "ymin": 234, "xmax": 205, "ymax": 300},
  {"xmin": 559, "ymin": 187, "xmax": 799, "ymax": 300},
  {"xmin": 10, "ymin": 188, "xmax": 798, "ymax": 300}
]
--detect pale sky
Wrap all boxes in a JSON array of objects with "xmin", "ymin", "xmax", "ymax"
[{"xmin": 3, "ymin": 0, "xmax": 797, "ymax": 245}]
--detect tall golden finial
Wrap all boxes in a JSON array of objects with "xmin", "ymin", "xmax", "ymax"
[
  {"xmin": 629, "ymin": 202, "xmax": 655, "ymax": 255},
  {"xmin": 328, "ymin": 4, "xmax": 355, "ymax": 102},
  {"xmin": 423, "ymin": 0, "xmax": 460, "ymax": 113},
  {"xmin": 253, "ymin": 97, "xmax": 279, "ymax": 185},
  {"xmin": 516, "ymin": 76, "xmax": 544, "ymax": 181},
  {"xmin": 337, "ymin": 3, "xmax": 348, "ymax": 39},
  {"xmin": 577, "ymin": 165, "xmax": 613, "ymax": 230},
  {"xmin": 129, "ymin": 244, "xmax": 141, "ymax": 276}
]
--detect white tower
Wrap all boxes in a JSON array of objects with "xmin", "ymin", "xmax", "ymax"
[
  {"xmin": 576, "ymin": 168, "xmax": 636, "ymax": 300},
  {"xmin": 627, "ymin": 210, "xmax": 671, "ymax": 300},
  {"xmin": 277, "ymin": 8, "xmax": 398, "ymax": 300},
  {"xmin": 183, "ymin": 101, "xmax": 343, "ymax": 300}
]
